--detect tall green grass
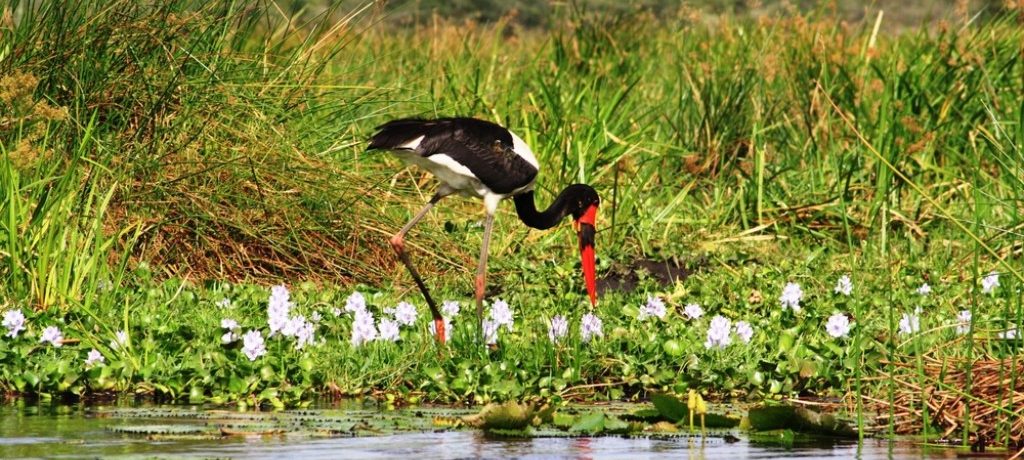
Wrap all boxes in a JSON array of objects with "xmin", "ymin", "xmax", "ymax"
[{"xmin": 6, "ymin": 1, "xmax": 1020, "ymax": 286}]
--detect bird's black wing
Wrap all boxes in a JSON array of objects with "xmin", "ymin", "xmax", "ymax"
[
  {"xmin": 367, "ymin": 118, "xmax": 434, "ymax": 150},
  {"xmin": 369, "ymin": 118, "xmax": 538, "ymax": 195}
]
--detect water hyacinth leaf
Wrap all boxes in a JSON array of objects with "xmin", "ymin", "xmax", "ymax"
[
  {"xmin": 798, "ymin": 360, "xmax": 816, "ymax": 379},
  {"xmin": 662, "ymin": 339, "xmax": 684, "ymax": 357},
  {"xmin": 777, "ymin": 329, "xmax": 797, "ymax": 353},
  {"xmin": 748, "ymin": 370, "xmax": 765, "ymax": 386},
  {"xmin": 228, "ymin": 376, "xmax": 247, "ymax": 394},
  {"xmin": 22, "ymin": 371, "xmax": 40, "ymax": 388},
  {"xmin": 424, "ymin": 367, "xmax": 446, "ymax": 382},
  {"xmin": 569, "ymin": 412, "xmax": 605, "ymax": 434}
]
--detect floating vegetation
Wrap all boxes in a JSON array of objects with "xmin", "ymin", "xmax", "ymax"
[
  {"xmin": 461, "ymin": 401, "xmax": 551, "ymax": 430},
  {"xmin": 109, "ymin": 424, "xmax": 212, "ymax": 435},
  {"xmin": 96, "ymin": 404, "xmax": 478, "ymax": 439},
  {"xmin": 746, "ymin": 405, "xmax": 857, "ymax": 438}
]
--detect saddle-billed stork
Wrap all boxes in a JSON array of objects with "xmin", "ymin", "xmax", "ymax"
[{"xmin": 367, "ymin": 117, "xmax": 600, "ymax": 343}]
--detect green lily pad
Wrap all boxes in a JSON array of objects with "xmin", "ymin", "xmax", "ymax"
[
  {"xmin": 747, "ymin": 405, "xmax": 857, "ymax": 438},
  {"xmin": 462, "ymin": 402, "xmax": 535, "ymax": 430},
  {"xmin": 570, "ymin": 412, "xmax": 606, "ymax": 434},
  {"xmin": 651, "ymin": 393, "xmax": 689, "ymax": 422},
  {"xmin": 109, "ymin": 424, "xmax": 211, "ymax": 435},
  {"xmin": 650, "ymin": 393, "xmax": 740, "ymax": 428}
]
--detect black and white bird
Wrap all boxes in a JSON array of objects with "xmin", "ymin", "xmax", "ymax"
[{"xmin": 367, "ymin": 117, "xmax": 600, "ymax": 343}]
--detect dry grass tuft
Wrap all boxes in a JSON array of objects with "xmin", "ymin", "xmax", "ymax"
[{"xmin": 868, "ymin": 353, "xmax": 1024, "ymax": 447}]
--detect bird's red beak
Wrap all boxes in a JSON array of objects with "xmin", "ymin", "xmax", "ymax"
[{"xmin": 576, "ymin": 204, "xmax": 598, "ymax": 307}]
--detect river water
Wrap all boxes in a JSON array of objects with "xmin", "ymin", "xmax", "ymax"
[{"xmin": 0, "ymin": 402, "xmax": 959, "ymax": 459}]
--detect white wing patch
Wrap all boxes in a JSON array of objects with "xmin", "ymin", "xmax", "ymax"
[
  {"xmin": 508, "ymin": 130, "xmax": 540, "ymax": 170},
  {"xmin": 397, "ymin": 135, "xmax": 425, "ymax": 150},
  {"xmin": 422, "ymin": 153, "xmax": 488, "ymax": 197}
]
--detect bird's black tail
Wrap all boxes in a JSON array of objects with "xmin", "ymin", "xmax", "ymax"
[{"xmin": 367, "ymin": 118, "xmax": 434, "ymax": 151}]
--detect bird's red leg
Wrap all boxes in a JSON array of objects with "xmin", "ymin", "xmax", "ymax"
[
  {"xmin": 390, "ymin": 192, "xmax": 448, "ymax": 344},
  {"xmin": 475, "ymin": 212, "xmax": 495, "ymax": 338}
]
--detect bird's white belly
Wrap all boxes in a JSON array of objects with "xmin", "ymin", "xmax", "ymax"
[{"xmin": 391, "ymin": 151, "xmax": 490, "ymax": 198}]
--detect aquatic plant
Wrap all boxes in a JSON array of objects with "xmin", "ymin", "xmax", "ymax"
[{"xmin": 779, "ymin": 283, "xmax": 803, "ymax": 312}]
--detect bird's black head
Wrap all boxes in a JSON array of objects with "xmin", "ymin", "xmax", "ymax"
[{"xmin": 563, "ymin": 184, "xmax": 600, "ymax": 221}]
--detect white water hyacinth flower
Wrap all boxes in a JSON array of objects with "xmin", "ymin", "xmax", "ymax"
[
  {"xmin": 388, "ymin": 302, "xmax": 418, "ymax": 326},
  {"xmin": 580, "ymin": 313, "xmax": 604, "ymax": 343},
  {"xmin": 294, "ymin": 320, "xmax": 316, "ymax": 350},
  {"xmin": 441, "ymin": 300, "xmax": 461, "ymax": 318},
  {"xmin": 350, "ymin": 309, "xmax": 377, "ymax": 347},
  {"xmin": 779, "ymin": 282, "xmax": 804, "ymax": 312},
  {"xmin": 377, "ymin": 318, "xmax": 400, "ymax": 342},
  {"xmin": 999, "ymin": 328, "xmax": 1018, "ymax": 340},
  {"xmin": 734, "ymin": 321, "xmax": 754, "ymax": 343},
  {"xmin": 490, "ymin": 299, "xmax": 514, "ymax": 331},
  {"xmin": 981, "ymin": 271, "xmax": 1000, "ymax": 295},
  {"xmin": 40, "ymin": 326, "xmax": 63, "ymax": 347},
  {"xmin": 267, "ymin": 284, "xmax": 293, "ymax": 336},
  {"xmin": 221, "ymin": 318, "xmax": 242, "ymax": 344},
  {"xmin": 704, "ymin": 315, "xmax": 732, "ymax": 349},
  {"xmin": 85, "ymin": 349, "xmax": 105, "ymax": 368},
  {"xmin": 430, "ymin": 316, "xmax": 452, "ymax": 343},
  {"xmin": 280, "ymin": 315, "xmax": 303, "ymax": 338},
  {"xmin": 2, "ymin": 309, "xmax": 26, "ymax": 338},
  {"xmin": 345, "ymin": 291, "xmax": 367, "ymax": 314},
  {"xmin": 825, "ymin": 313, "xmax": 852, "ymax": 339},
  {"xmin": 216, "ymin": 298, "xmax": 232, "ymax": 309},
  {"xmin": 899, "ymin": 308, "xmax": 922, "ymax": 336},
  {"xmin": 548, "ymin": 315, "xmax": 569, "ymax": 343},
  {"xmin": 283, "ymin": 315, "xmax": 315, "ymax": 349},
  {"xmin": 683, "ymin": 303, "xmax": 704, "ymax": 320},
  {"xmin": 242, "ymin": 330, "xmax": 266, "ymax": 361},
  {"xmin": 917, "ymin": 283, "xmax": 932, "ymax": 296},
  {"xmin": 482, "ymin": 319, "xmax": 500, "ymax": 345},
  {"xmin": 834, "ymin": 275, "xmax": 853, "ymax": 296},
  {"xmin": 955, "ymin": 310, "xmax": 972, "ymax": 335},
  {"xmin": 638, "ymin": 296, "xmax": 667, "ymax": 321},
  {"xmin": 111, "ymin": 330, "xmax": 128, "ymax": 350}
]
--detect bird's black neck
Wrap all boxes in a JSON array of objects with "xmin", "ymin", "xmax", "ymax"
[{"xmin": 513, "ymin": 187, "xmax": 584, "ymax": 230}]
